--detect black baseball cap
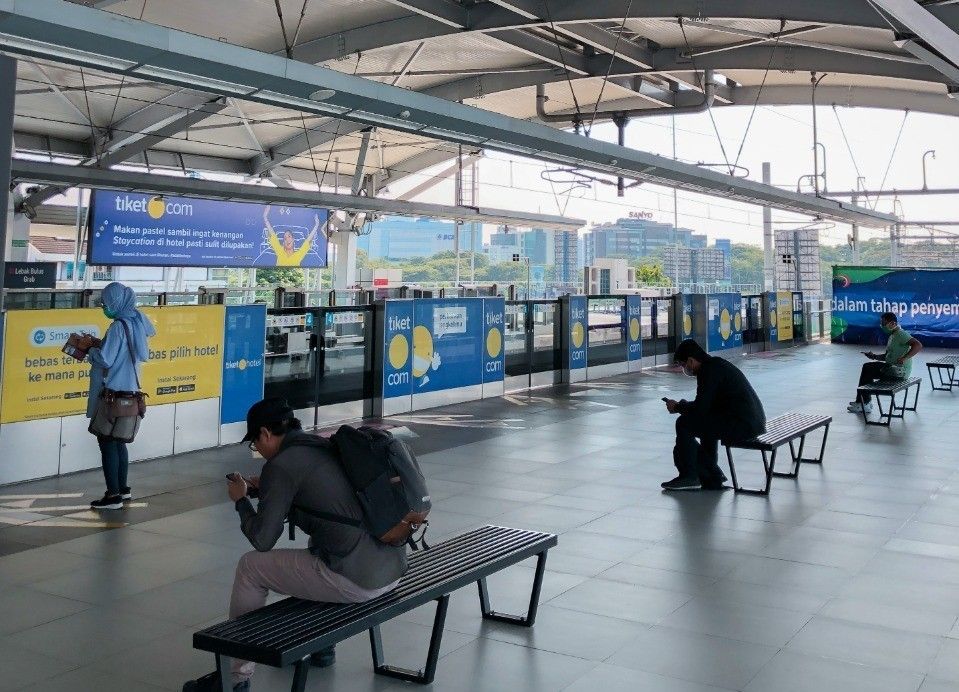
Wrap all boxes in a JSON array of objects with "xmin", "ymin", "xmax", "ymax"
[{"xmin": 242, "ymin": 398, "xmax": 295, "ymax": 443}]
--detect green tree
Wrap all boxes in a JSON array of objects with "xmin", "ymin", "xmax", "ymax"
[
  {"xmin": 631, "ymin": 259, "xmax": 672, "ymax": 286},
  {"xmin": 730, "ymin": 243, "xmax": 765, "ymax": 287},
  {"xmin": 256, "ymin": 267, "xmax": 305, "ymax": 286}
]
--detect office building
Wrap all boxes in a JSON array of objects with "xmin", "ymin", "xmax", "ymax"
[
  {"xmin": 584, "ymin": 258, "xmax": 636, "ymax": 294},
  {"xmin": 589, "ymin": 218, "xmax": 702, "ymax": 260},
  {"xmin": 662, "ymin": 245, "xmax": 729, "ymax": 283},
  {"xmin": 554, "ymin": 230, "xmax": 579, "ymax": 285},
  {"xmin": 775, "ymin": 228, "xmax": 822, "ymax": 295}
]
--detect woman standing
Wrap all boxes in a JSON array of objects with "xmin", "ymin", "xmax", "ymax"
[{"xmin": 87, "ymin": 282, "xmax": 156, "ymax": 510}]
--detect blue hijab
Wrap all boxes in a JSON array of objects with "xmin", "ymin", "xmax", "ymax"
[{"xmin": 102, "ymin": 282, "xmax": 156, "ymax": 361}]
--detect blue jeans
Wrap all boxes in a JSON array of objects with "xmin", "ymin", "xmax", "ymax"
[{"xmin": 98, "ymin": 437, "xmax": 129, "ymax": 495}]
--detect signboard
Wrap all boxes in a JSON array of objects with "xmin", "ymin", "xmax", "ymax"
[
  {"xmin": 482, "ymin": 298, "xmax": 506, "ymax": 382},
  {"xmin": 706, "ymin": 293, "xmax": 742, "ymax": 352},
  {"xmin": 777, "ymin": 291, "xmax": 794, "ymax": 341},
  {"xmin": 0, "ymin": 306, "xmax": 225, "ymax": 424},
  {"xmin": 382, "ymin": 300, "xmax": 414, "ymax": 400},
  {"xmin": 832, "ymin": 266, "xmax": 959, "ymax": 347},
  {"xmin": 412, "ymin": 299, "xmax": 484, "ymax": 393},
  {"xmin": 626, "ymin": 295, "xmax": 643, "ymax": 361},
  {"xmin": 568, "ymin": 295, "xmax": 587, "ymax": 370},
  {"xmin": 221, "ymin": 304, "xmax": 267, "ymax": 425},
  {"xmin": 680, "ymin": 295, "xmax": 694, "ymax": 340},
  {"xmin": 767, "ymin": 292, "xmax": 779, "ymax": 342},
  {"xmin": 5, "ymin": 262, "xmax": 57, "ymax": 289},
  {"xmin": 89, "ymin": 190, "xmax": 329, "ymax": 268}
]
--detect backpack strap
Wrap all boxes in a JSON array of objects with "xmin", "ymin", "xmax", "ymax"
[
  {"xmin": 291, "ymin": 503, "xmax": 364, "ymax": 529},
  {"xmin": 117, "ymin": 320, "xmax": 142, "ymax": 391}
]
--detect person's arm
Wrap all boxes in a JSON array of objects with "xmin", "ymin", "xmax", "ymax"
[
  {"xmin": 234, "ymin": 464, "xmax": 297, "ymax": 552},
  {"xmin": 898, "ymin": 337, "xmax": 923, "ymax": 365},
  {"xmin": 264, "ymin": 206, "xmax": 283, "ymax": 255},
  {"xmin": 288, "ymin": 238, "xmax": 312, "ymax": 265},
  {"xmin": 676, "ymin": 365, "xmax": 721, "ymax": 417},
  {"xmin": 87, "ymin": 323, "xmax": 123, "ymax": 369}
]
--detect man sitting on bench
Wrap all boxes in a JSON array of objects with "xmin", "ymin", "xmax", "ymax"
[
  {"xmin": 662, "ymin": 339, "xmax": 766, "ymax": 491},
  {"xmin": 184, "ymin": 399, "xmax": 407, "ymax": 692},
  {"xmin": 847, "ymin": 312, "xmax": 923, "ymax": 414}
]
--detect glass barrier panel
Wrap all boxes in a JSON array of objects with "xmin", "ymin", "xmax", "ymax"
[
  {"xmin": 531, "ymin": 301, "xmax": 560, "ymax": 373},
  {"xmin": 264, "ymin": 308, "xmax": 318, "ymax": 411},
  {"xmin": 587, "ymin": 298, "xmax": 626, "ymax": 366},
  {"xmin": 317, "ymin": 308, "xmax": 372, "ymax": 406},
  {"xmin": 504, "ymin": 302, "xmax": 529, "ymax": 378}
]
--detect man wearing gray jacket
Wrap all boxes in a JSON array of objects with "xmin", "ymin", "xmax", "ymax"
[{"xmin": 184, "ymin": 399, "xmax": 407, "ymax": 692}]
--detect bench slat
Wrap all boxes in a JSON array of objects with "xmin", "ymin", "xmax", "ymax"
[
  {"xmin": 929, "ymin": 356, "xmax": 959, "ymax": 366},
  {"xmin": 194, "ymin": 525, "xmax": 556, "ymax": 667},
  {"xmin": 858, "ymin": 376, "xmax": 921, "ymax": 394},
  {"xmin": 732, "ymin": 412, "xmax": 831, "ymax": 450}
]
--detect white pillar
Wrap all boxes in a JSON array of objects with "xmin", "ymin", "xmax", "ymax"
[
  {"xmin": 762, "ymin": 162, "xmax": 776, "ymax": 291},
  {"xmin": 332, "ymin": 230, "xmax": 357, "ymax": 290}
]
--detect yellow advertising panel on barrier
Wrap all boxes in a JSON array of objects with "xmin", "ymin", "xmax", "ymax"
[
  {"xmin": 0, "ymin": 306, "xmax": 225, "ymax": 424},
  {"xmin": 777, "ymin": 291, "xmax": 794, "ymax": 341}
]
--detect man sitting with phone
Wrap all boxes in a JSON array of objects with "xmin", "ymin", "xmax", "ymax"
[
  {"xmin": 662, "ymin": 339, "xmax": 766, "ymax": 491},
  {"xmin": 848, "ymin": 311, "xmax": 923, "ymax": 414},
  {"xmin": 184, "ymin": 399, "xmax": 407, "ymax": 692}
]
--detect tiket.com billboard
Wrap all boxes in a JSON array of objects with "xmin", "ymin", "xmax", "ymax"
[
  {"xmin": 568, "ymin": 296, "xmax": 588, "ymax": 370},
  {"xmin": 626, "ymin": 295, "xmax": 643, "ymax": 362},
  {"xmin": 89, "ymin": 190, "xmax": 329, "ymax": 268},
  {"xmin": 832, "ymin": 266, "xmax": 959, "ymax": 347},
  {"xmin": 482, "ymin": 298, "xmax": 506, "ymax": 382},
  {"xmin": 1, "ymin": 306, "xmax": 225, "ymax": 424},
  {"xmin": 412, "ymin": 299, "xmax": 484, "ymax": 393},
  {"xmin": 221, "ymin": 304, "xmax": 267, "ymax": 425}
]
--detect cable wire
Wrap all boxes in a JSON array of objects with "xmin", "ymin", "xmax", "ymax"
[
  {"xmin": 584, "ymin": 0, "xmax": 635, "ymax": 137},
  {"xmin": 540, "ymin": 0, "xmax": 584, "ymax": 126},
  {"xmin": 732, "ymin": 22, "xmax": 782, "ymax": 169},
  {"xmin": 873, "ymin": 109, "xmax": 910, "ymax": 210}
]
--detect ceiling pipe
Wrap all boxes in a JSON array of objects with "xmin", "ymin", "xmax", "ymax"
[{"xmin": 535, "ymin": 70, "xmax": 717, "ymax": 126}]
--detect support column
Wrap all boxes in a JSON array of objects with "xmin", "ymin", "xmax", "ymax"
[
  {"xmin": 762, "ymin": 162, "xmax": 776, "ymax": 291},
  {"xmin": 851, "ymin": 193, "xmax": 861, "ymax": 265},
  {"xmin": 332, "ymin": 229, "xmax": 357, "ymax": 290},
  {"xmin": 890, "ymin": 223, "xmax": 900, "ymax": 267},
  {"xmin": 0, "ymin": 56, "xmax": 17, "ymax": 323}
]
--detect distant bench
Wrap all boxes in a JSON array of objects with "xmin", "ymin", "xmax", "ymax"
[
  {"xmin": 927, "ymin": 356, "xmax": 959, "ymax": 392},
  {"xmin": 723, "ymin": 412, "xmax": 832, "ymax": 495},
  {"xmin": 857, "ymin": 376, "xmax": 922, "ymax": 427},
  {"xmin": 192, "ymin": 526, "xmax": 556, "ymax": 691}
]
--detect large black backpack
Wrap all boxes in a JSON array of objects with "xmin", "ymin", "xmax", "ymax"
[{"xmin": 294, "ymin": 425, "xmax": 431, "ymax": 548}]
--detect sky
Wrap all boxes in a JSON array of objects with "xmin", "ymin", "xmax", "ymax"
[{"xmin": 388, "ymin": 104, "xmax": 959, "ymax": 251}]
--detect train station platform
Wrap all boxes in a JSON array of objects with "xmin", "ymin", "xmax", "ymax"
[{"xmin": 2, "ymin": 344, "xmax": 959, "ymax": 691}]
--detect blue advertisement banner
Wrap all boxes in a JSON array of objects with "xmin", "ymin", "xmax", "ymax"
[
  {"xmin": 626, "ymin": 295, "xmax": 643, "ymax": 361},
  {"xmin": 383, "ymin": 301, "xmax": 414, "ymax": 399},
  {"xmin": 707, "ymin": 293, "xmax": 742, "ymax": 351},
  {"xmin": 89, "ymin": 190, "xmax": 329, "ymax": 268},
  {"xmin": 767, "ymin": 292, "xmax": 779, "ymax": 342},
  {"xmin": 221, "ymin": 304, "xmax": 266, "ymax": 424},
  {"xmin": 412, "ymin": 299, "xmax": 484, "ymax": 393},
  {"xmin": 569, "ymin": 296, "xmax": 588, "ymax": 370},
  {"xmin": 482, "ymin": 298, "xmax": 506, "ymax": 382},
  {"xmin": 832, "ymin": 266, "xmax": 959, "ymax": 347}
]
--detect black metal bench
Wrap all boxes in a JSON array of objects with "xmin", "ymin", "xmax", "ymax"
[
  {"xmin": 927, "ymin": 356, "xmax": 959, "ymax": 392},
  {"xmin": 192, "ymin": 525, "xmax": 556, "ymax": 691},
  {"xmin": 857, "ymin": 376, "xmax": 922, "ymax": 426},
  {"xmin": 723, "ymin": 412, "xmax": 832, "ymax": 495}
]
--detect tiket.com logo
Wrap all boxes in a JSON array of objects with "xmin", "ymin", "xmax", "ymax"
[{"xmin": 114, "ymin": 194, "xmax": 194, "ymax": 220}]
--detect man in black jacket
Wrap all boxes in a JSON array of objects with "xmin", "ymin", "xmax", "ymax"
[
  {"xmin": 184, "ymin": 399, "xmax": 407, "ymax": 692},
  {"xmin": 662, "ymin": 340, "xmax": 766, "ymax": 491}
]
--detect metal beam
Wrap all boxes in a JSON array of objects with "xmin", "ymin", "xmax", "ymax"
[
  {"xmin": 18, "ymin": 96, "xmax": 229, "ymax": 213},
  {"xmin": 10, "ymin": 157, "xmax": 585, "ymax": 230},
  {"xmin": 381, "ymin": 147, "xmax": 482, "ymax": 191},
  {"xmin": 0, "ymin": 0, "xmax": 896, "ymax": 227},
  {"xmin": 379, "ymin": 0, "xmax": 466, "ymax": 29},
  {"xmin": 896, "ymin": 38, "xmax": 959, "ymax": 83},
  {"xmin": 488, "ymin": 29, "xmax": 591, "ymax": 74},
  {"xmin": 870, "ymin": 0, "xmax": 959, "ymax": 67}
]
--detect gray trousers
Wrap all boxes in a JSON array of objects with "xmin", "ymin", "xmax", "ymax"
[{"xmin": 229, "ymin": 548, "xmax": 399, "ymax": 684}]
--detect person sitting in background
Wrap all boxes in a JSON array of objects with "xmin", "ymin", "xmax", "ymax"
[
  {"xmin": 183, "ymin": 399, "xmax": 406, "ymax": 692},
  {"xmin": 848, "ymin": 311, "xmax": 923, "ymax": 414},
  {"xmin": 662, "ymin": 339, "xmax": 766, "ymax": 491}
]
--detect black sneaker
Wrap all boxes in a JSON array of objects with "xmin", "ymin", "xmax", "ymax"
[
  {"xmin": 90, "ymin": 494, "xmax": 123, "ymax": 510},
  {"xmin": 310, "ymin": 645, "xmax": 336, "ymax": 668},
  {"xmin": 182, "ymin": 672, "xmax": 250, "ymax": 692},
  {"xmin": 661, "ymin": 476, "xmax": 702, "ymax": 491},
  {"xmin": 120, "ymin": 486, "xmax": 132, "ymax": 501}
]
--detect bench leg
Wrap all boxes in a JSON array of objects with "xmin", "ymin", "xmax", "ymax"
[
  {"xmin": 290, "ymin": 657, "xmax": 310, "ymax": 692},
  {"xmin": 773, "ymin": 437, "xmax": 803, "ymax": 479},
  {"xmin": 864, "ymin": 394, "xmax": 892, "ymax": 427},
  {"xmin": 370, "ymin": 594, "xmax": 449, "ymax": 685},
  {"xmin": 726, "ymin": 447, "xmax": 774, "ymax": 495},
  {"xmin": 214, "ymin": 654, "xmax": 232, "ymax": 692},
  {"xmin": 724, "ymin": 445, "xmax": 740, "ymax": 492},
  {"xmin": 477, "ymin": 550, "xmax": 548, "ymax": 627},
  {"xmin": 905, "ymin": 380, "xmax": 921, "ymax": 412},
  {"xmin": 802, "ymin": 423, "xmax": 829, "ymax": 465}
]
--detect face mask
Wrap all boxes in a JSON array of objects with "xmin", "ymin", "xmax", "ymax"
[
  {"xmin": 682, "ymin": 363, "xmax": 696, "ymax": 377},
  {"xmin": 102, "ymin": 306, "xmax": 117, "ymax": 320},
  {"xmin": 881, "ymin": 323, "xmax": 894, "ymax": 335}
]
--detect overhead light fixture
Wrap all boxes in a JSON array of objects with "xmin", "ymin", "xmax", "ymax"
[{"xmin": 309, "ymin": 89, "xmax": 336, "ymax": 101}]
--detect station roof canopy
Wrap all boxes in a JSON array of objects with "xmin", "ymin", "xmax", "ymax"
[{"xmin": 4, "ymin": 0, "xmax": 956, "ymax": 227}]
